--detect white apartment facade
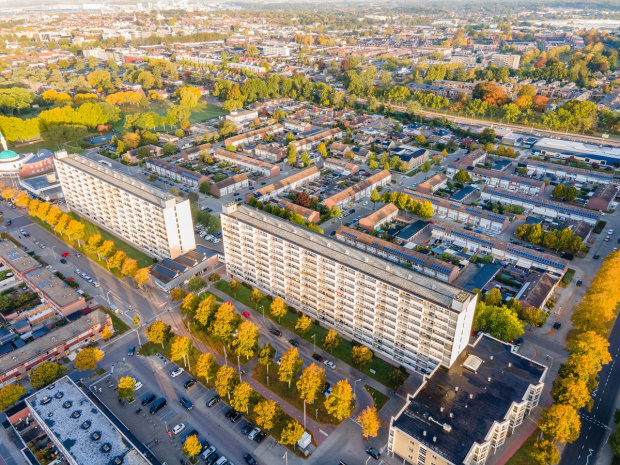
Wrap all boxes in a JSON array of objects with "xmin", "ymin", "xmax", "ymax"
[
  {"xmin": 55, "ymin": 152, "xmax": 196, "ymax": 260},
  {"xmin": 221, "ymin": 203, "xmax": 477, "ymax": 375}
]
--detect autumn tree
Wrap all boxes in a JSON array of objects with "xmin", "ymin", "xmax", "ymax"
[
  {"xmin": 212, "ymin": 302, "xmax": 239, "ymax": 340},
  {"xmin": 233, "ymin": 320, "xmax": 260, "ymax": 360},
  {"xmin": 454, "ymin": 169, "xmax": 472, "ymax": 184},
  {"xmin": 134, "ymin": 268, "xmax": 151, "ymax": 287},
  {"xmin": 108, "ymin": 251, "xmax": 127, "ymax": 270},
  {"xmin": 215, "ymin": 365, "xmax": 239, "ymax": 400},
  {"xmin": 0, "ymin": 384, "xmax": 26, "ymax": 410},
  {"xmin": 74, "ymin": 347, "xmax": 104, "ymax": 371},
  {"xmin": 295, "ymin": 315, "xmax": 312, "ymax": 335},
  {"xmin": 145, "ymin": 321, "xmax": 170, "ymax": 348},
  {"xmin": 297, "ymin": 364, "xmax": 327, "ymax": 405},
  {"xmin": 196, "ymin": 353, "xmax": 217, "ymax": 384},
  {"xmin": 270, "ymin": 297, "xmax": 288, "ymax": 322},
  {"xmin": 228, "ymin": 279, "xmax": 240, "ymax": 296},
  {"xmin": 357, "ymin": 406, "xmax": 381, "ymax": 439},
  {"xmin": 539, "ymin": 404, "xmax": 581, "ymax": 443},
  {"xmin": 279, "ymin": 347, "xmax": 303, "ymax": 388},
  {"xmin": 280, "ymin": 420, "xmax": 304, "ymax": 448},
  {"xmin": 254, "ymin": 400, "xmax": 280, "ymax": 430},
  {"xmin": 258, "ymin": 343, "xmax": 275, "ymax": 373},
  {"xmin": 117, "ymin": 376, "xmax": 136, "ymax": 400},
  {"xmin": 325, "ymin": 380, "xmax": 354, "ymax": 421},
  {"xmin": 249, "ymin": 288, "xmax": 264, "ymax": 309},
  {"xmin": 170, "ymin": 336, "xmax": 193, "ymax": 367},
  {"xmin": 97, "ymin": 240, "xmax": 115, "ymax": 261},
  {"xmin": 322, "ymin": 329, "xmax": 342, "ymax": 353},
  {"xmin": 180, "ymin": 293, "xmax": 200, "ymax": 317},
  {"xmin": 100, "ymin": 326, "xmax": 113, "ymax": 340},
  {"xmin": 352, "ymin": 346, "xmax": 373, "ymax": 369},
  {"xmin": 567, "ymin": 331, "xmax": 612, "ymax": 367},
  {"xmin": 183, "ymin": 434, "xmax": 202, "ymax": 459},
  {"xmin": 231, "ymin": 382, "xmax": 254, "ymax": 414},
  {"xmin": 30, "ymin": 362, "xmax": 67, "ymax": 389},
  {"xmin": 530, "ymin": 439, "xmax": 560, "ymax": 465},
  {"xmin": 551, "ymin": 376, "xmax": 592, "ymax": 411},
  {"xmin": 120, "ymin": 258, "xmax": 138, "ymax": 277},
  {"xmin": 195, "ymin": 294, "xmax": 217, "ymax": 327}
]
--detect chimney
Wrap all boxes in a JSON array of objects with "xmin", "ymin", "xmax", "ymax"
[
  {"xmin": 440, "ymin": 407, "xmax": 444, "ymax": 413},
  {"xmin": 508, "ymin": 363, "xmax": 512, "ymax": 368},
  {"xmin": 488, "ymin": 377, "xmax": 492, "ymax": 383},
  {"xmin": 423, "ymin": 431, "xmax": 427, "ymax": 437},
  {"xmin": 455, "ymin": 386, "xmax": 459, "ymax": 392},
  {"xmin": 490, "ymin": 356, "xmax": 493, "ymax": 360},
  {"xmin": 449, "ymin": 413, "xmax": 454, "ymax": 418},
  {"xmin": 469, "ymin": 394, "xmax": 473, "ymax": 399},
  {"xmin": 433, "ymin": 437, "xmax": 437, "ymax": 443}
]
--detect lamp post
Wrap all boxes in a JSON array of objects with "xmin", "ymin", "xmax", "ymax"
[
  {"xmin": 51, "ymin": 246, "xmax": 57, "ymax": 260},
  {"xmin": 311, "ymin": 334, "xmax": 316, "ymax": 354},
  {"xmin": 106, "ymin": 290, "xmax": 113, "ymax": 307},
  {"xmin": 259, "ymin": 305, "xmax": 264, "ymax": 323},
  {"xmin": 353, "ymin": 378, "xmax": 361, "ymax": 398}
]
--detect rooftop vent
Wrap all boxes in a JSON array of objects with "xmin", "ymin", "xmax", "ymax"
[
  {"xmin": 81, "ymin": 421, "xmax": 91, "ymax": 430},
  {"xmin": 463, "ymin": 354, "xmax": 483, "ymax": 373},
  {"xmin": 455, "ymin": 387, "xmax": 459, "ymax": 392},
  {"xmin": 449, "ymin": 413, "xmax": 454, "ymax": 419},
  {"xmin": 63, "ymin": 401, "xmax": 72, "ymax": 409},
  {"xmin": 490, "ymin": 356, "xmax": 493, "ymax": 361},
  {"xmin": 41, "ymin": 397, "xmax": 52, "ymax": 405},
  {"xmin": 423, "ymin": 431, "xmax": 427, "ymax": 437},
  {"xmin": 101, "ymin": 443, "xmax": 112, "ymax": 453},
  {"xmin": 469, "ymin": 394, "xmax": 473, "ymax": 400},
  {"xmin": 55, "ymin": 391, "xmax": 64, "ymax": 399},
  {"xmin": 91, "ymin": 431, "xmax": 101, "ymax": 441},
  {"xmin": 443, "ymin": 423, "xmax": 452, "ymax": 433},
  {"xmin": 71, "ymin": 410, "xmax": 81, "ymax": 419},
  {"xmin": 488, "ymin": 377, "xmax": 492, "ymax": 383},
  {"xmin": 433, "ymin": 437, "xmax": 437, "ymax": 443},
  {"xmin": 508, "ymin": 363, "xmax": 512, "ymax": 368},
  {"xmin": 440, "ymin": 407, "xmax": 444, "ymax": 413}
]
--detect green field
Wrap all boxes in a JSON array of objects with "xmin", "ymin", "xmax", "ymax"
[{"xmin": 504, "ymin": 429, "xmax": 539, "ymax": 465}]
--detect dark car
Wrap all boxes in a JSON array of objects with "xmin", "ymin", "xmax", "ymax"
[
  {"xmin": 180, "ymin": 397, "xmax": 193, "ymax": 410},
  {"xmin": 349, "ymin": 209, "xmax": 355, "ymax": 214},
  {"xmin": 244, "ymin": 454, "xmax": 257, "ymax": 465},
  {"xmin": 60, "ymin": 258, "xmax": 67, "ymax": 264},
  {"xmin": 254, "ymin": 431, "xmax": 266, "ymax": 443},
  {"xmin": 312, "ymin": 353, "xmax": 323, "ymax": 362},
  {"xmin": 513, "ymin": 337, "xmax": 524, "ymax": 346},
  {"xmin": 184, "ymin": 378, "xmax": 197, "ymax": 389},
  {"xmin": 241, "ymin": 422, "xmax": 254, "ymax": 435},
  {"xmin": 288, "ymin": 339, "xmax": 299, "ymax": 347},
  {"xmin": 205, "ymin": 453, "xmax": 220, "ymax": 465},
  {"xmin": 553, "ymin": 322, "xmax": 562, "ymax": 330},
  {"xmin": 230, "ymin": 411, "xmax": 242, "ymax": 423},
  {"xmin": 594, "ymin": 254, "xmax": 600, "ymax": 259},
  {"xmin": 269, "ymin": 328, "xmax": 282, "ymax": 338},
  {"xmin": 206, "ymin": 395, "xmax": 220, "ymax": 407},
  {"xmin": 576, "ymin": 280, "xmax": 583, "ymax": 286},
  {"xmin": 128, "ymin": 346, "xmax": 135, "ymax": 356},
  {"xmin": 366, "ymin": 447, "xmax": 381, "ymax": 459},
  {"xmin": 182, "ymin": 429, "xmax": 199, "ymax": 443},
  {"xmin": 141, "ymin": 394, "xmax": 156, "ymax": 406}
]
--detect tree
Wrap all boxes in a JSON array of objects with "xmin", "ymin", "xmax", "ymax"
[
  {"xmin": 258, "ymin": 343, "xmax": 275, "ymax": 372},
  {"xmin": 108, "ymin": 251, "xmax": 127, "ymax": 270},
  {"xmin": 233, "ymin": 320, "xmax": 260, "ymax": 360},
  {"xmin": 287, "ymin": 145, "xmax": 297, "ymax": 165},
  {"xmin": 609, "ymin": 426, "xmax": 620, "ymax": 458},
  {"xmin": 291, "ymin": 316, "xmax": 311, "ymax": 336},
  {"xmin": 280, "ymin": 421, "xmax": 304, "ymax": 447},
  {"xmin": 473, "ymin": 302, "xmax": 524, "ymax": 342},
  {"xmin": 134, "ymin": 268, "xmax": 151, "ymax": 287},
  {"xmin": 196, "ymin": 353, "xmax": 217, "ymax": 384},
  {"xmin": 388, "ymin": 368, "xmax": 407, "ymax": 388},
  {"xmin": 254, "ymin": 400, "xmax": 279, "ymax": 430},
  {"xmin": 317, "ymin": 142, "xmax": 327, "ymax": 158},
  {"xmin": 301, "ymin": 151, "xmax": 311, "ymax": 167},
  {"xmin": 120, "ymin": 258, "xmax": 138, "ymax": 277},
  {"xmin": 352, "ymin": 346, "xmax": 373, "ymax": 369},
  {"xmin": 117, "ymin": 376, "xmax": 136, "ymax": 401},
  {"xmin": 180, "ymin": 293, "xmax": 200, "ymax": 317},
  {"xmin": 85, "ymin": 234, "xmax": 104, "ymax": 254},
  {"xmin": 530, "ymin": 439, "xmax": 560, "ymax": 465},
  {"xmin": 454, "ymin": 169, "xmax": 471, "ymax": 183},
  {"xmin": 370, "ymin": 189, "xmax": 380, "ymax": 210},
  {"xmin": 65, "ymin": 220, "xmax": 85, "ymax": 243},
  {"xmin": 567, "ymin": 331, "xmax": 611, "ymax": 366},
  {"xmin": 279, "ymin": 347, "xmax": 303, "ymax": 388},
  {"xmin": 145, "ymin": 321, "xmax": 170, "ymax": 348},
  {"xmin": 297, "ymin": 364, "xmax": 327, "ymax": 405},
  {"xmin": 170, "ymin": 336, "xmax": 192, "ymax": 367},
  {"xmin": 212, "ymin": 302, "xmax": 239, "ymax": 340},
  {"xmin": 552, "ymin": 184, "xmax": 565, "ymax": 200},
  {"xmin": 357, "ymin": 406, "xmax": 381, "ymax": 439},
  {"xmin": 74, "ymin": 347, "xmax": 104, "ymax": 371},
  {"xmin": 29, "ymin": 362, "xmax": 67, "ymax": 389},
  {"xmin": 199, "ymin": 181, "xmax": 211, "ymax": 194},
  {"xmin": 215, "ymin": 365, "xmax": 239, "ymax": 400},
  {"xmin": 100, "ymin": 326, "xmax": 113, "ymax": 340},
  {"xmin": 416, "ymin": 200, "xmax": 434, "ymax": 219},
  {"xmin": 187, "ymin": 276, "xmax": 207, "ymax": 293},
  {"xmin": 484, "ymin": 288, "xmax": 502, "ymax": 306},
  {"xmin": 539, "ymin": 404, "xmax": 581, "ymax": 443},
  {"xmin": 270, "ymin": 297, "xmax": 288, "ymax": 322},
  {"xmin": 228, "ymin": 279, "xmax": 240, "ymax": 296},
  {"xmin": 0, "ymin": 384, "xmax": 26, "ymax": 410},
  {"xmin": 249, "ymin": 288, "xmax": 264, "ymax": 309},
  {"xmin": 171, "ymin": 288, "xmax": 188, "ymax": 302},
  {"xmin": 134, "ymin": 316, "xmax": 140, "ymax": 327},
  {"xmin": 183, "ymin": 434, "xmax": 202, "ymax": 459},
  {"xmin": 323, "ymin": 329, "xmax": 341, "ymax": 353},
  {"xmin": 551, "ymin": 376, "xmax": 592, "ymax": 411},
  {"xmin": 97, "ymin": 240, "xmax": 116, "ymax": 261},
  {"xmin": 195, "ymin": 294, "xmax": 217, "ymax": 327},
  {"xmin": 325, "ymin": 380, "xmax": 354, "ymax": 421},
  {"xmin": 231, "ymin": 382, "xmax": 254, "ymax": 413},
  {"xmin": 329, "ymin": 206, "xmax": 341, "ymax": 218}
]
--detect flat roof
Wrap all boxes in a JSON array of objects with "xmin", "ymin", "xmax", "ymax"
[
  {"xmin": 27, "ymin": 376, "xmax": 150, "ymax": 465},
  {"xmin": 533, "ymin": 137, "xmax": 620, "ymax": 158},
  {"xmin": 392, "ymin": 334, "xmax": 546, "ymax": 464},
  {"xmin": 323, "ymin": 170, "xmax": 391, "ymax": 206},
  {"xmin": 0, "ymin": 240, "xmax": 39, "ymax": 273},
  {"xmin": 56, "ymin": 153, "xmax": 179, "ymax": 207},
  {"xmin": 214, "ymin": 149, "xmax": 277, "ymax": 171},
  {"xmin": 523, "ymin": 159, "xmax": 614, "ymax": 181},
  {"xmin": 226, "ymin": 205, "xmax": 473, "ymax": 310},
  {"xmin": 0, "ymin": 309, "xmax": 109, "ymax": 374},
  {"xmin": 252, "ymin": 166, "xmax": 319, "ymax": 198}
]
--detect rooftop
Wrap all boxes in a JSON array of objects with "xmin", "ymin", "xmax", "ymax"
[
  {"xmin": 27, "ymin": 376, "xmax": 150, "ymax": 465},
  {"xmin": 226, "ymin": 204, "xmax": 473, "ymax": 310},
  {"xmin": 359, "ymin": 202, "xmax": 399, "ymax": 226},
  {"xmin": 392, "ymin": 334, "xmax": 546, "ymax": 464},
  {"xmin": 323, "ymin": 170, "xmax": 391, "ymax": 207}
]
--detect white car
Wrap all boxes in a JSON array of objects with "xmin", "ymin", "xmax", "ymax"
[
  {"xmin": 248, "ymin": 427, "xmax": 261, "ymax": 440},
  {"xmin": 92, "ymin": 281, "xmax": 100, "ymax": 288},
  {"xmin": 212, "ymin": 238, "xmax": 221, "ymax": 243},
  {"xmin": 171, "ymin": 367, "xmax": 184, "ymax": 378},
  {"xmin": 323, "ymin": 360, "xmax": 336, "ymax": 370},
  {"xmin": 362, "ymin": 201, "xmax": 369, "ymax": 206},
  {"xmin": 609, "ymin": 229, "xmax": 614, "ymax": 235},
  {"xmin": 172, "ymin": 423, "xmax": 185, "ymax": 435},
  {"xmin": 133, "ymin": 380, "xmax": 143, "ymax": 391}
]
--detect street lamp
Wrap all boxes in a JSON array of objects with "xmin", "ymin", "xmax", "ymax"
[
  {"xmin": 259, "ymin": 305, "xmax": 264, "ymax": 323},
  {"xmin": 51, "ymin": 246, "xmax": 57, "ymax": 260},
  {"xmin": 106, "ymin": 290, "xmax": 113, "ymax": 307},
  {"xmin": 353, "ymin": 378, "xmax": 361, "ymax": 397},
  {"xmin": 311, "ymin": 334, "xmax": 316, "ymax": 354}
]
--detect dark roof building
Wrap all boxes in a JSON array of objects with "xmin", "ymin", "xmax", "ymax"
[
  {"xmin": 389, "ymin": 334, "xmax": 546, "ymax": 465},
  {"xmin": 587, "ymin": 183, "xmax": 618, "ymax": 211}
]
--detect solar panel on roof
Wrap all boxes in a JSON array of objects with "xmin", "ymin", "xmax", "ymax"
[
  {"xmin": 430, "ymin": 263, "xmax": 452, "ymax": 274},
  {"xmin": 487, "ymin": 188, "xmax": 599, "ymax": 219},
  {"xmin": 453, "ymin": 230, "xmax": 494, "ymax": 247}
]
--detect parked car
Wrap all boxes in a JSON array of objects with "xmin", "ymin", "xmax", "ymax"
[
  {"xmin": 128, "ymin": 346, "xmax": 135, "ymax": 356},
  {"xmin": 323, "ymin": 360, "xmax": 336, "ymax": 370},
  {"xmin": 242, "ymin": 312, "xmax": 251, "ymax": 318},
  {"xmin": 60, "ymin": 258, "xmax": 67, "ymax": 264},
  {"xmin": 133, "ymin": 380, "xmax": 143, "ymax": 391},
  {"xmin": 254, "ymin": 431, "xmax": 266, "ymax": 443},
  {"xmin": 206, "ymin": 395, "xmax": 220, "ymax": 407},
  {"xmin": 170, "ymin": 367, "xmax": 184, "ymax": 378},
  {"xmin": 553, "ymin": 322, "xmax": 562, "ymax": 330},
  {"xmin": 288, "ymin": 339, "xmax": 299, "ymax": 347},
  {"xmin": 241, "ymin": 422, "xmax": 254, "ymax": 435},
  {"xmin": 312, "ymin": 353, "xmax": 323, "ymax": 362},
  {"xmin": 576, "ymin": 280, "xmax": 583, "ymax": 286},
  {"xmin": 244, "ymin": 454, "xmax": 257, "ymax": 465},
  {"xmin": 230, "ymin": 411, "xmax": 242, "ymax": 423},
  {"xmin": 172, "ymin": 423, "xmax": 185, "ymax": 435},
  {"xmin": 248, "ymin": 428, "xmax": 261, "ymax": 441},
  {"xmin": 184, "ymin": 378, "xmax": 197, "ymax": 389},
  {"xmin": 269, "ymin": 328, "xmax": 282, "ymax": 338},
  {"xmin": 201, "ymin": 446, "xmax": 217, "ymax": 461},
  {"xmin": 366, "ymin": 448, "xmax": 381, "ymax": 460},
  {"xmin": 180, "ymin": 397, "xmax": 193, "ymax": 410},
  {"xmin": 141, "ymin": 394, "xmax": 156, "ymax": 406}
]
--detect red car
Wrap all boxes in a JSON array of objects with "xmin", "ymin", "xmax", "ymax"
[
  {"xmin": 242, "ymin": 312, "xmax": 251, "ymax": 318},
  {"xmin": 61, "ymin": 252, "xmax": 70, "ymax": 258}
]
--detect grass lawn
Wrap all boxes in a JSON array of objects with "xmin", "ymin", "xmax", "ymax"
[
  {"xmin": 215, "ymin": 281, "xmax": 407, "ymax": 389},
  {"xmin": 186, "ymin": 319, "xmax": 254, "ymax": 366},
  {"xmin": 12, "ymin": 139, "xmax": 84, "ymax": 154},
  {"xmin": 102, "ymin": 308, "xmax": 131, "ymax": 334},
  {"xmin": 559, "ymin": 268, "xmax": 576, "ymax": 288},
  {"xmin": 504, "ymin": 429, "xmax": 539, "ymax": 465},
  {"xmin": 252, "ymin": 363, "xmax": 341, "ymax": 426},
  {"xmin": 365, "ymin": 385, "xmax": 389, "ymax": 411}
]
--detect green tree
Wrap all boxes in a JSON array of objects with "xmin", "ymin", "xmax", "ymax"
[
  {"xmin": 473, "ymin": 302, "xmax": 524, "ymax": 342},
  {"xmin": 74, "ymin": 347, "xmax": 104, "ymax": 371},
  {"xmin": 287, "ymin": 145, "xmax": 297, "ymax": 165},
  {"xmin": 609, "ymin": 426, "xmax": 620, "ymax": 458},
  {"xmin": 187, "ymin": 276, "xmax": 207, "ymax": 293},
  {"xmin": 454, "ymin": 169, "xmax": 471, "ymax": 184},
  {"xmin": 278, "ymin": 347, "xmax": 303, "ymax": 388},
  {"xmin": 0, "ymin": 384, "xmax": 26, "ymax": 410},
  {"xmin": 30, "ymin": 361, "xmax": 67, "ymax": 389},
  {"xmin": 484, "ymin": 288, "xmax": 503, "ymax": 306},
  {"xmin": 552, "ymin": 184, "xmax": 565, "ymax": 200}
]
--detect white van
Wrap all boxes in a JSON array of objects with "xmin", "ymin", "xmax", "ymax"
[
  {"xmin": 201, "ymin": 446, "xmax": 216, "ymax": 461},
  {"xmin": 214, "ymin": 457, "xmax": 228, "ymax": 465}
]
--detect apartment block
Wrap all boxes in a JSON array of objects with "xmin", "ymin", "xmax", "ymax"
[
  {"xmin": 492, "ymin": 53, "xmax": 521, "ymax": 69},
  {"xmin": 214, "ymin": 149, "xmax": 280, "ymax": 178},
  {"xmin": 55, "ymin": 151, "xmax": 196, "ymax": 260},
  {"xmin": 221, "ymin": 203, "xmax": 477, "ymax": 375},
  {"xmin": 389, "ymin": 334, "xmax": 546, "ymax": 465}
]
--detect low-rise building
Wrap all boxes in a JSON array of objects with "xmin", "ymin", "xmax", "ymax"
[
  {"xmin": 323, "ymin": 170, "xmax": 392, "ymax": 210},
  {"xmin": 416, "ymin": 173, "xmax": 448, "ymax": 194},
  {"xmin": 145, "ymin": 158, "xmax": 210, "ymax": 189},
  {"xmin": 586, "ymin": 183, "xmax": 618, "ymax": 211},
  {"xmin": 480, "ymin": 186, "xmax": 600, "ymax": 225},
  {"xmin": 521, "ymin": 160, "xmax": 614, "ymax": 185},
  {"xmin": 274, "ymin": 198, "xmax": 320, "ymax": 223},
  {"xmin": 515, "ymin": 271, "xmax": 557, "ymax": 310},
  {"xmin": 19, "ymin": 173, "xmax": 63, "ymax": 201},
  {"xmin": 123, "ymin": 144, "xmax": 162, "ymax": 164},
  {"xmin": 446, "ymin": 149, "xmax": 487, "ymax": 177},
  {"xmin": 324, "ymin": 157, "xmax": 360, "ymax": 175},
  {"xmin": 179, "ymin": 143, "xmax": 211, "ymax": 162},
  {"xmin": 210, "ymin": 174, "xmax": 249, "ymax": 197},
  {"xmin": 214, "ymin": 149, "xmax": 280, "ymax": 178},
  {"xmin": 226, "ymin": 109, "xmax": 259, "ymax": 126},
  {"xmin": 336, "ymin": 226, "xmax": 460, "ymax": 283},
  {"xmin": 247, "ymin": 166, "xmax": 320, "ymax": 202},
  {"xmin": 254, "ymin": 143, "xmax": 286, "ymax": 162},
  {"xmin": 470, "ymin": 167, "xmax": 546, "ymax": 196},
  {"xmin": 329, "ymin": 142, "xmax": 352, "ymax": 157},
  {"xmin": 358, "ymin": 203, "xmax": 399, "ymax": 232},
  {"xmin": 390, "ymin": 146, "xmax": 429, "ymax": 169},
  {"xmin": 290, "ymin": 128, "xmax": 343, "ymax": 152},
  {"xmin": 389, "ymin": 334, "xmax": 546, "ymax": 465},
  {"xmin": 0, "ymin": 309, "xmax": 110, "ymax": 387},
  {"xmin": 151, "ymin": 246, "xmax": 221, "ymax": 292},
  {"xmin": 531, "ymin": 137, "xmax": 620, "ymax": 167},
  {"xmin": 223, "ymin": 124, "xmax": 284, "ymax": 148},
  {"xmin": 404, "ymin": 190, "xmax": 510, "ymax": 232},
  {"xmin": 431, "ymin": 221, "xmax": 569, "ymax": 276}
]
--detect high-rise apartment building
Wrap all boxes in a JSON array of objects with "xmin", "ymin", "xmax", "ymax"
[
  {"xmin": 55, "ymin": 151, "xmax": 196, "ymax": 259},
  {"xmin": 221, "ymin": 203, "xmax": 477, "ymax": 375}
]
